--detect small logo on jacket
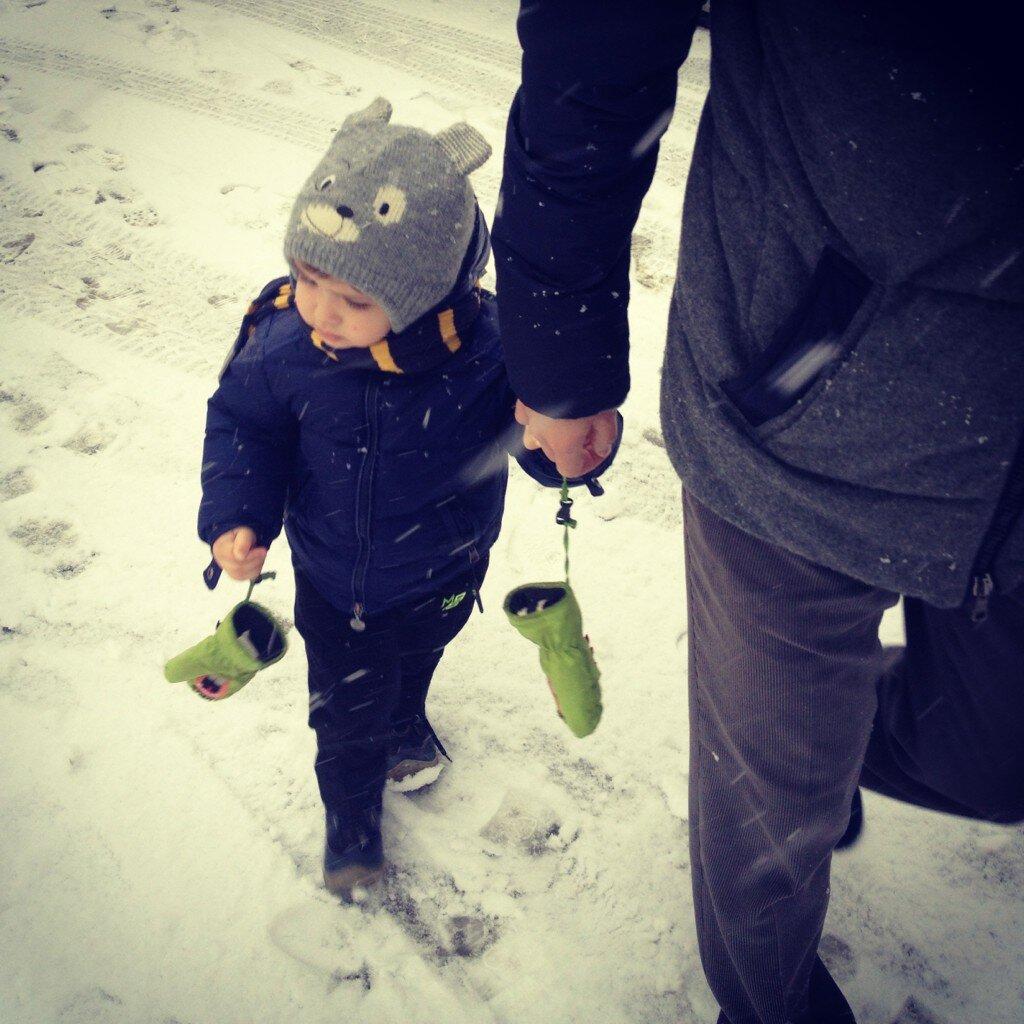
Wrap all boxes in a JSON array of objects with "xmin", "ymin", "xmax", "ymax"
[{"xmin": 441, "ymin": 591, "xmax": 467, "ymax": 612}]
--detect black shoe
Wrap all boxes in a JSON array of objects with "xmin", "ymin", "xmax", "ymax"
[
  {"xmin": 386, "ymin": 715, "xmax": 450, "ymax": 791},
  {"xmin": 835, "ymin": 788, "xmax": 864, "ymax": 850}
]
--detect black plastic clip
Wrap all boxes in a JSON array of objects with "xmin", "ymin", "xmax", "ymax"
[{"xmin": 556, "ymin": 497, "xmax": 577, "ymax": 528}]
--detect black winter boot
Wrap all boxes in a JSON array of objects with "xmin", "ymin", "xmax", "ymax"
[{"xmin": 323, "ymin": 804, "xmax": 384, "ymax": 900}]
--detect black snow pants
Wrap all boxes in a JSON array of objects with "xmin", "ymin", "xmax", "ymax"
[
  {"xmin": 683, "ymin": 491, "xmax": 1024, "ymax": 1024},
  {"xmin": 293, "ymin": 558, "xmax": 485, "ymax": 823}
]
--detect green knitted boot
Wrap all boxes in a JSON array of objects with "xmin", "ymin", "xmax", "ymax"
[
  {"xmin": 504, "ymin": 581, "xmax": 602, "ymax": 738},
  {"xmin": 165, "ymin": 584, "xmax": 287, "ymax": 700}
]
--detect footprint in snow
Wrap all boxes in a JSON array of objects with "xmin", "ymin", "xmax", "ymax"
[
  {"xmin": 1, "ymin": 233, "xmax": 35, "ymax": 264},
  {"xmin": 262, "ymin": 79, "xmax": 295, "ymax": 97},
  {"xmin": 102, "ymin": 148, "xmax": 127, "ymax": 172},
  {"xmin": 0, "ymin": 388, "xmax": 50, "ymax": 433},
  {"xmin": 8, "ymin": 517, "xmax": 76, "ymax": 554},
  {"xmin": 480, "ymin": 787, "xmax": 569, "ymax": 856},
  {"xmin": 50, "ymin": 109, "xmax": 88, "ymax": 134},
  {"xmin": 219, "ymin": 183, "xmax": 269, "ymax": 231},
  {"xmin": 93, "ymin": 181, "xmax": 137, "ymax": 206},
  {"xmin": 8, "ymin": 514, "xmax": 94, "ymax": 580},
  {"xmin": 0, "ymin": 467, "xmax": 33, "ymax": 501},
  {"xmin": 65, "ymin": 142, "xmax": 128, "ymax": 173},
  {"xmin": 890, "ymin": 996, "xmax": 948, "ymax": 1024},
  {"xmin": 98, "ymin": 6, "xmax": 197, "ymax": 54},
  {"xmin": 63, "ymin": 426, "xmax": 113, "ymax": 456},
  {"xmin": 287, "ymin": 59, "xmax": 363, "ymax": 98},
  {"xmin": 819, "ymin": 931, "xmax": 857, "ymax": 985},
  {"xmin": 122, "ymin": 203, "xmax": 160, "ymax": 228},
  {"xmin": 56, "ymin": 986, "xmax": 124, "ymax": 1024}
]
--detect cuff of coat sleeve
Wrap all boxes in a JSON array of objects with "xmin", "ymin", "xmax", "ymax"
[
  {"xmin": 503, "ymin": 315, "xmax": 630, "ymax": 419},
  {"xmin": 199, "ymin": 520, "xmax": 278, "ymax": 551}
]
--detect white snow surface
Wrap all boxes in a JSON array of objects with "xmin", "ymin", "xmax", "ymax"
[{"xmin": 0, "ymin": 3, "xmax": 1021, "ymax": 1023}]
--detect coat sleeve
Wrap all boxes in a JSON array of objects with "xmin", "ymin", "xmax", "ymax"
[
  {"xmin": 197, "ymin": 329, "xmax": 297, "ymax": 549},
  {"xmin": 492, "ymin": 0, "xmax": 700, "ymax": 418}
]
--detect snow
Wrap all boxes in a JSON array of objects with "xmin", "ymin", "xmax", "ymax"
[{"xmin": 0, "ymin": 3, "xmax": 1021, "ymax": 1024}]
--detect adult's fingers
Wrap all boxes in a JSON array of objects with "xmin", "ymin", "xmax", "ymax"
[
  {"xmin": 232, "ymin": 527, "xmax": 256, "ymax": 561},
  {"xmin": 589, "ymin": 411, "xmax": 619, "ymax": 459},
  {"xmin": 549, "ymin": 442, "xmax": 594, "ymax": 479}
]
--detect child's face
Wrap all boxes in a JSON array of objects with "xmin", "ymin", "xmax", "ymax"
[{"xmin": 292, "ymin": 260, "xmax": 391, "ymax": 349}]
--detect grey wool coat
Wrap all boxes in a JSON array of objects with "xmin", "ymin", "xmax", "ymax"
[{"xmin": 493, "ymin": 0, "xmax": 1024, "ymax": 608}]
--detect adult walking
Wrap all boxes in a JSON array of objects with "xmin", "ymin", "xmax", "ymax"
[{"xmin": 492, "ymin": 2, "xmax": 1024, "ymax": 1022}]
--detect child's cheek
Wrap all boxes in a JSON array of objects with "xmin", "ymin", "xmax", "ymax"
[{"xmin": 294, "ymin": 286, "xmax": 313, "ymax": 327}]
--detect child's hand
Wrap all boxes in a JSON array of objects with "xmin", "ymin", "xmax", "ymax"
[{"xmin": 212, "ymin": 527, "xmax": 268, "ymax": 581}]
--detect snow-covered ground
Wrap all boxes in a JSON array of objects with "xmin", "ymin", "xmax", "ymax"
[{"xmin": 0, "ymin": 3, "xmax": 1021, "ymax": 1023}]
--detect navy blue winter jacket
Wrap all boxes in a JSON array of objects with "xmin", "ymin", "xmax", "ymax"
[{"xmin": 198, "ymin": 234, "xmax": 615, "ymax": 619}]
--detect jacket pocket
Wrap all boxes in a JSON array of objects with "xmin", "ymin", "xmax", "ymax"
[
  {"xmin": 439, "ymin": 496, "xmax": 481, "ymax": 561},
  {"xmin": 722, "ymin": 246, "xmax": 872, "ymax": 430}
]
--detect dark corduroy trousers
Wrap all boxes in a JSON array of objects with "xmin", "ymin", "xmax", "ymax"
[{"xmin": 683, "ymin": 491, "xmax": 1024, "ymax": 1024}]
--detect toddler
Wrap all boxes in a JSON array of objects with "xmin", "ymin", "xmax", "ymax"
[{"xmin": 197, "ymin": 98, "xmax": 614, "ymax": 899}]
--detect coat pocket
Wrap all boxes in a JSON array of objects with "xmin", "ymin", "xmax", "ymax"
[
  {"xmin": 439, "ymin": 495, "xmax": 482, "ymax": 561},
  {"xmin": 722, "ymin": 246, "xmax": 872, "ymax": 429}
]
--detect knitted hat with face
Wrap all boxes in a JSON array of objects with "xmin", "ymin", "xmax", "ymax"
[{"xmin": 283, "ymin": 97, "xmax": 492, "ymax": 333}]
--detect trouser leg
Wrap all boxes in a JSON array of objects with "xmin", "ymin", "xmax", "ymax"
[
  {"xmin": 684, "ymin": 491, "xmax": 898, "ymax": 1024},
  {"xmin": 391, "ymin": 556, "xmax": 487, "ymax": 727},
  {"xmin": 294, "ymin": 560, "xmax": 487, "ymax": 816},
  {"xmin": 392, "ymin": 647, "xmax": 447, "ymax": 726},
  {"xmin": 294, "ymin": 571, "xmax": 398, "ymax": 819},
  {"xmin": 860, "ymin": 584, "xmax": 1024, "ymax": 823}
]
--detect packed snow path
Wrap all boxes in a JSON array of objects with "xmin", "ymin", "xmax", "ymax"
[{"xmin": 1, "ymin": 3, "xmax": 1022, "ymax": 1023}]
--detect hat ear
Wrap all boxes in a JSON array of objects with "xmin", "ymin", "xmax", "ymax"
[
  {"xmin": 435, "ymin": 122, "xmax": 491, "ymax": 175},
  {"xmin": 338, "ymin": 96, "xmax": 393, "ymax": 135}
]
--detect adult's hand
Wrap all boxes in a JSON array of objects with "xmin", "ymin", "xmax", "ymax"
[{"xmin": 516, "ymin": 400, "xmax": 618, "ymax": 479}]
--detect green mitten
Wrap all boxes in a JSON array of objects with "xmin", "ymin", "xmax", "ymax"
[
  {"xmin": 164, "ymin": 600, "xmax": 287, "ymax": 700},
  {"xmin": 504, "ymin": 582, "xmax": 602, "ymax": 738}
]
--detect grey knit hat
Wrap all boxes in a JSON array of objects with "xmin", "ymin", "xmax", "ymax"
[{"xmin": 283, "ymin": 97, "xmax": 491, "ymax": 333}]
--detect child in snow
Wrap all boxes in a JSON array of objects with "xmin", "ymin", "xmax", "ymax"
[{"xmin": 196, "ymin": 98, "xmax": 616, "ymax": 899}]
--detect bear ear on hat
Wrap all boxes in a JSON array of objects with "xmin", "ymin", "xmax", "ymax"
[
  {"xmin": 337, "ymin": 96, "xmax": 393, "ymax": 136},
  {"xmin": 435, "ymin": 122, "xmax": 491, "ymax": 175}
]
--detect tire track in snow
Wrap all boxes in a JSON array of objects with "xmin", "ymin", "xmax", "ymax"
[
  {"xmin": 197, "ymin": 0, "xmax": 520, "ymax": 100},
  {"xmin": 189, "ymin": 0, "xmax": 701, "ymax": 283},
  {"xmin": 0, "ymin": 179, "xmax": 248, "ymax": 376},
  {"xmin": 0, "ymin": 34, "xmax": 689, "ymax": 291},
  {"xmin": 0, "ymin": 174, "xmax": 682, "ymax": 530},
  {"xmin": 0, "ymin": 31, "xmax": 683, "ymax": 516},
  {"xmin": 199, "ymin": 0, "xmax": 710, "ymax": 88},
  {"xmin": 0, "ymin": 36, "xmax": 334, "ymax": 150}
]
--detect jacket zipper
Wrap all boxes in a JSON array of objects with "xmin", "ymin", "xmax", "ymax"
[
  {"xmin": 350, "ymin": 379, "xmax": 380, "ymax": 630},
  {"xmin": 968, "ymin": 431, "xmax": 1024, "ymax": 623}
]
